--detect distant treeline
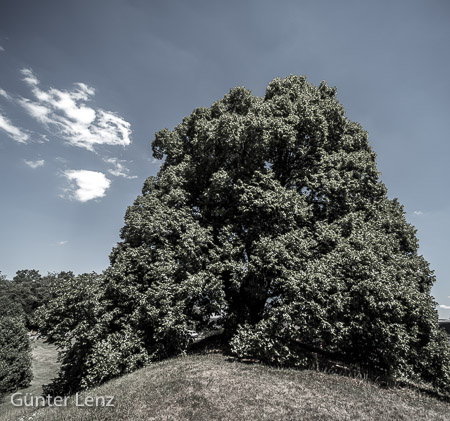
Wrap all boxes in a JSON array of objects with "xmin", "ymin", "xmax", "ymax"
[
  {"xmin": 0, "ymin": 269, "xmax": 79, "ymax": 398},
  {"xmin": 440, "ymin": 320, "xmax": 450, "ymax": 336},
  {"xmin": 0, "ymin": 269, "xmax": 75, "ymax": 329}
]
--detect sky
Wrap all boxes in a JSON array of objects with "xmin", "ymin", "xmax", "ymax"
[{"xmin": 0, "ymin": 0, "xmax": 449, "ymax": 317}]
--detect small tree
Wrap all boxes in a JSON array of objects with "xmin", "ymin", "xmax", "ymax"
[
  {"xmin": 12, "ymin": 270, "xmax": 43, "ymax": 316},
  {"xmin": 0, "ymin": 297, "xmax": 32, "ymax": 398},
  {"xmin": 36, "ymin": 272, "xmax": 103, "ymax": 394}
]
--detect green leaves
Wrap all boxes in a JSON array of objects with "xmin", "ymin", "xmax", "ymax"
[{"xmin": 0, "ymin": 297, "xmax": 32, "ymax": 396}]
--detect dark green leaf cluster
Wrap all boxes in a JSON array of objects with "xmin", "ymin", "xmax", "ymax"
[{"xmin": 0, "ymin": 295, "xmax": 33, "ymax": 397}]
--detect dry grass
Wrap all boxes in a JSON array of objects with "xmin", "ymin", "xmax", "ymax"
[{"xmin": 1, "ymin": 349, "xmax": 449, "ymax": 421}]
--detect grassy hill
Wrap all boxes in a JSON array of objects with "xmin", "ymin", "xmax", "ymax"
[{"xmin": 1, "ymin": 345, "xmax": 449, "ymax": 421}]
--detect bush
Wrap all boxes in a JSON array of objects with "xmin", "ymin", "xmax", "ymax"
[{"xmin": 0, "ymin": 297, "xmax": 32, "ymax": 397}]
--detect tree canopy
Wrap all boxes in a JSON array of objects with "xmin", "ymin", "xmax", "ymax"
[{"xmin": 38, "ymin": 75, "xmax": 450, "ymax": 395}]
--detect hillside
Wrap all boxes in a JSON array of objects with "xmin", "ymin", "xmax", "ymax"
[{"xmin": 1, "ymin": 351, "xmax": 449, "ymax": 421}]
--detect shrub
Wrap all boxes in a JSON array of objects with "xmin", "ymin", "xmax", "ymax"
[{"xmin": 0, "ymin": 297, "xmax": 32, "ymax": 397}]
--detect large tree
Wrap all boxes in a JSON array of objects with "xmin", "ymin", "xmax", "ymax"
[{"xmin": 39, "ymin": 76, "xmax": 450, "ymax": 394}]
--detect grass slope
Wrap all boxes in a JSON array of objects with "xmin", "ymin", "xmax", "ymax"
[
  {"xmin": 0, "ymin": 339, "xmax": 59, "ymax": 420},
  {"xmin": 1, "ymin": 350, "xmax": 449, "ymax": 421}
]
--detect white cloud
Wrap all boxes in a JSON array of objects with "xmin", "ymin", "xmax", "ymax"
[
  {"xmin": 0, "ymin": 113, "xmax": 29, "ymax": 143},
  {"xmin": 104, "ymin": 157, "xmax": 137, "ymax": 179},
  {"xmin": 38, "ymin": 134, "xmax": 50, "ymax": 143},
  {"xmin": 21, "ymin": 68, "xmax": 39, "ymax": 86},
  {"xmin": 18, "ymin": 68, "xmax": 131, "ymax": 151},
  {"xmin": 25, "ymin": 159, "xmax": 45, "ymax": 168},
  {"xmin": 0, "ymin": 88, "xmax": 11, "ymax": 100},
  {"xmin": 64, "ymin": 170, "xmax": 111, "ymax": 202},
  {"xmin": 18, "ymin": 98, "xmax": 51, "ymax": 123},
  {"xmin": 438, "ymin": 304, "xmax": 450, "ymax": 310},
  {"xmin": 58, "ymin": 241, "xmax": 68, "ymax": 246},
  {"xmin": 413, "ymin": 210, "xmax": 423, "ymax": 215},
  {"xmin": 55, "ymin": 156, "xmax": 68, "ymax": 163}
]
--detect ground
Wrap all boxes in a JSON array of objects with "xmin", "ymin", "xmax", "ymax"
[{"xmin": 0, "ymin": 342, "xmax": 449, "ymax": 421}]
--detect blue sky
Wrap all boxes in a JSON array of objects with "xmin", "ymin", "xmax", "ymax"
[{"xmin": 0, "ymin": 0, "xmax": 449, "ymax": 317}]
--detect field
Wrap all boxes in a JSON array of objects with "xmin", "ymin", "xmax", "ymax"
[{"xmin": 1, "ymin": 341, "xmax": 449, "ymax": 421}]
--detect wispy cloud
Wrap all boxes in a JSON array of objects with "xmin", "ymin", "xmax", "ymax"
[
  {"xmin": 0, "ymin": 112, "xmax": 29, "ymax": 143},
  {"xmin": 19, "ymin": 98, "xmax": 51, "ymax": 124},
  {"xmin": 64, "ymin": 170, "xmax": 111, "ymax": 202},
  {"xmin": 25, "ymin": 159, "xmax": 45, "ymax": 168},
  {"xmin": 17, "ymin": 68, "xmax": 131, "ymax": 151},
  {"xmin": 0, "ymin": 89, "xmax": 11, "ymax": 100},
  {"xmin": 58, "ymin": 240, "xmax": 68, "ymax": 246},
  {"xmin": 0, "ymin": 46, "xmax": 4, "ymax": 52},
  {"xmin": 21, "ymin": 68, "xmax": 39, "ymax": 86},
  {"xmin": 413, "ymin": 210, "xmax": 423, "ymax": 215},
  {"xmin": 104, "ymin": 157, "xmax": 137, "ymax": 179},
  {"xmin": 38, "ymin": 134, "xmax": 50, "ymax": 143},
  {"xmin": 438, "ymin": 304, "xmax": 450, "ymax": 310}
]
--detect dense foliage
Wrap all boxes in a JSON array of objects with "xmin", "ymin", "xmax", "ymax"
[
  {"xmin": 36, "ymin": 272, "xmax": 122, "ymax": 395},
  {"xmin": 38, "ymin": 75, "xmax": 450, "ymax": 395},
  {"xmin": 0, "ymin": 270, "xmax": 73, "ymax": 329},
  {"xmin": 0, "ymin": 296, "xmax": 33, "ymax": 397}
]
